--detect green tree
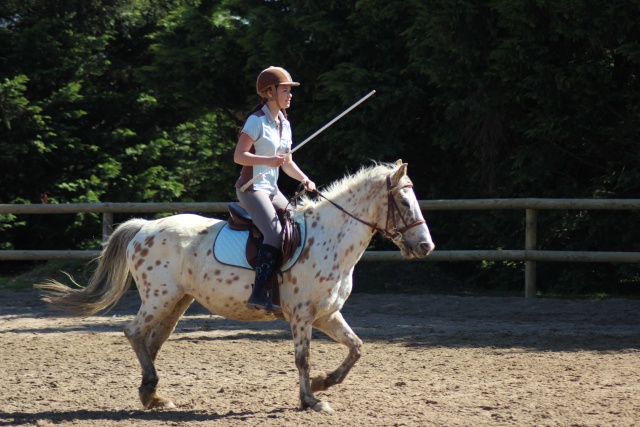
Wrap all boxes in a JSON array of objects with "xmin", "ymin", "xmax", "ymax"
[
  {"xmin": 408, "ymin": 0, "xmax": 640, "ymax": 291},
  {"xmin": 0, "ymin": 0, "xmax": 238, "ymax": 255}
]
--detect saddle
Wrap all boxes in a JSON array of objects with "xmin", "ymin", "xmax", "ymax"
[
  {"xmin": 226, "ymin": 202, "xmax": 302, "ymax": 270},
  {"xmin": 226, "ymin": 202, "xmax": 302, "ymax": 312}
]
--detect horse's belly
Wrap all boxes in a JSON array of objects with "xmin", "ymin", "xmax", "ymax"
[
  {"xmin": 201, "ymin": 302, "xmax": 280, "ymax": 322},
  {"xmin": 192, "ymin": 288, "xmax": 279, "ymax": 322}
]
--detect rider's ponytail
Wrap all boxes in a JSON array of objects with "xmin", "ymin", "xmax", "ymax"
[{"xmin": 238, "ymin": 99, "xmax": 266, "ymax": 137}]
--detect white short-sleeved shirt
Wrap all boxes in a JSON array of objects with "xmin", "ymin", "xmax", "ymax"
[{"xmin": 236, "ymin": 105, "xmax": 292, "ymax": 195}]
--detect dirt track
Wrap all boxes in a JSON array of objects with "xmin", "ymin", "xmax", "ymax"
[{"xmin": 1, "ymin": 289, "xmax": 639, "ymax": 426}]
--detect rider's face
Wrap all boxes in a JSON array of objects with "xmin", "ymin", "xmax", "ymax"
[{"xmin": 276, "ymin": 85, "xmax": 293, "ymax": 109}]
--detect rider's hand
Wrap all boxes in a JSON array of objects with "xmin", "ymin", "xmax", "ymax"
[
  {"xmin": 271, "ymin": 154, "xmax": 286, "ymax": 167},
  {"xmin": 303, "ymin": 179, "xmax": 316, "ymax": 192}
]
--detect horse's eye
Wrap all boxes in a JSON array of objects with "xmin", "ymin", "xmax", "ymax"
[{"xmin": 401, "ymin": 200, "xmax": 410, "ymax": 207}]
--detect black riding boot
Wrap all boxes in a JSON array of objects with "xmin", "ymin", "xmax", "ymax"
[{"xmin": 246, "ymin": 244, "xmax": 282, "ymax": 312}]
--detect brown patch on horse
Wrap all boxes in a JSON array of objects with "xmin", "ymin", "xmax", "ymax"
[{"xmin": 144, "ymin": 235, "xmax": 155, "ymax": 247}]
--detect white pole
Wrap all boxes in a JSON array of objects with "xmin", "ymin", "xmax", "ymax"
[{"xmin": 239, "ymin": 90, "xmax": 376, "ymax": 192}]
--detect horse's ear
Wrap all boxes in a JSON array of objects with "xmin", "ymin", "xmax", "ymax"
[
  {"xmin": 395, "ymin": 159, "xmax": 403, "ymax": 166},
  {"xmin": 391, "ymin": 162, "xmax": 408, "ymax": 186}
]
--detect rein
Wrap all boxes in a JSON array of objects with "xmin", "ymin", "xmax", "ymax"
[{"xmin": 311, "ymin": 174, "xmax": 426, "ymax": 242}]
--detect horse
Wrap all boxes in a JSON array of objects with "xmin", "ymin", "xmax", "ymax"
[{"xmin": 37, "ymin": 160, "xmax": 435, "ymax": 413}]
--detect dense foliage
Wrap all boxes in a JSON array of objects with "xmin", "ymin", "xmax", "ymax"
[{"xmin": 1, "ymin": 0, "xmax": 639, "ymax": 293}]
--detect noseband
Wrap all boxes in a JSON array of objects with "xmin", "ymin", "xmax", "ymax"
[{"xmin": 313, "ymin": 174, "xmax": 426, "ymax": 242}]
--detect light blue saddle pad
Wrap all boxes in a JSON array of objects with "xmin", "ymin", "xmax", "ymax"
[{"xmin": 213, "ymin": 214, "xmax": 306, "ymax": 271}]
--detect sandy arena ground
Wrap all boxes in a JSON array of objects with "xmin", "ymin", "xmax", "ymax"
[{"xmin": 0, "ymin": 289, "xmax": 639, "ymax": 426}]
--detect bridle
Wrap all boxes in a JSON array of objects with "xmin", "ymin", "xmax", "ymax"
[{"xmin": 312, "ymin": 174, "xmax": 426, "ymax": 243}]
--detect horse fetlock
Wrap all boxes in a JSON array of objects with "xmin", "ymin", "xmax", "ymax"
[
  {"xmin": 310, "ymin": 372, "xmax": 329, "ymax": 392},
  {"xmin": 139, "ymin": 377, "xmax": 160, "ymax": 407},
  {"xmin": 141, "ymin": 376, "xmax": 159, "ymax": 389},
  {"xmin": 299, "ymin": 387, "xmax": 334, "ymax": 412},
  {"xmin": 353, "ymin": 340, "xmax": 364, "ymax": 359},
  {"xmin": 139, "ymin": 379, "xmax": 175, "ymax": 410},
  {"xmin": 300, "ymin": 393, "xmax": 320, "ymax": 411},
  {"xmin": 312, "ymin": 370, "xmax": 347, "ymax": 392}
]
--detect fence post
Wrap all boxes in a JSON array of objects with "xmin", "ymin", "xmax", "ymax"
[
  {"xmin": 102, "ymin": 212, "xmax": 114, "ymax": 244},
  {"xmin": 525, "ymin": 208, "xmax": 537, "ymax": 298}
]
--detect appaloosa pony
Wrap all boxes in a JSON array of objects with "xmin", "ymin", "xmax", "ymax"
[{"xmin": 38, "ymin": 160, "xmax": 434, "ymax": 413}]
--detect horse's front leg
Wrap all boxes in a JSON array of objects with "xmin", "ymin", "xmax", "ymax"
[
  {"xmin": 311, "ymin": 310, "xmax": 363, "ymax": 392},
  {"xmin": 291, "ymin": 312, "xmax": 334, "ymax": 412}
]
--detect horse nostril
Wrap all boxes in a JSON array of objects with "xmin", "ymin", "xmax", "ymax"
[{"xmin": 421, "ymin": 242, "xmax": 435, "ymax": 253}]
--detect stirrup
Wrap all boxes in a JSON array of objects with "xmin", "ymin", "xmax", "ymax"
[{"xmin": 247, "ymin": 297, "xmax": 282, "ymax": 313}]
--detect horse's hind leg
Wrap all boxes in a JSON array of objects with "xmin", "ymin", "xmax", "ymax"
[
  {"xmin": 124, "ymin": 293, "xmax": 188, "ymax": 409},
  {"xmin": 146, "ymin": 295, "xmax": 194, "ymax": 361},
  {"xmin": 311, "ymin": 310, "xmax": 363, "ymax": 393}
]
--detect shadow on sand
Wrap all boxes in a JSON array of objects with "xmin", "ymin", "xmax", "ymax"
[{"xmin": 0, "ymin": 407, "xmax": 291, "ymax": 426}]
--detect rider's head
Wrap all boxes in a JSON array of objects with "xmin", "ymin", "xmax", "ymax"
[{"xmin": 256, "ymin": 66, "xmax": 300, "ymax": 104}]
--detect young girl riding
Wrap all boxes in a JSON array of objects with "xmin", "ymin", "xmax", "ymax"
[{"xmin": 234, "ymin": 66, "xmax": 316, "ymax": 312}]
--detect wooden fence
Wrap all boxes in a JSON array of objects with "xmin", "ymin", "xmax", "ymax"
[{"xmin": 1, "ymin": 199, "xmax": 639, "ymax": 297}]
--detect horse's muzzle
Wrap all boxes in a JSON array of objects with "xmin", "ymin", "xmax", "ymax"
[
  {"xmin": 399, "ymin": 240, "xmax": 434, "ymax": 259},
  {"xmin": 420, "ymin": 241, "xmax": 435, "ymax": 256}
]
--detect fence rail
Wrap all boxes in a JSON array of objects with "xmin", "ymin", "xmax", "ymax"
[{"xmin": 1, "ymin": 199, "xmax": 639, "ymax": 297}]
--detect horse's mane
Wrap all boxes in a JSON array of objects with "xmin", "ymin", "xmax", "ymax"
[{"xmin": 294, "ymin": 161, "xmax": 398, "ymax": 214}]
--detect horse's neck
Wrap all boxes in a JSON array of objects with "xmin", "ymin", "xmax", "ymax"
[{"xmin": 313, "ymin": 182, "xmax": 384, "ymax": 262}]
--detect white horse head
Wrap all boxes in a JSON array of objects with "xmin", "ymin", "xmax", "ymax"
[{"xmin": 296, "ymin": 159, "xmax": 434, "ymax": 259}]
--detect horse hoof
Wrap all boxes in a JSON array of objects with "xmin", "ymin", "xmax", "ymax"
[
  {"xmin": 146, "ymin": 396, "xmax": 176, "ymax": 410},
  {"xmin": 159, "ymin": 400, "xmax": 176, "ymax": 409},
  {"xmin": 312, "ymin": 401, "xmax": 334, "ymax": 413}
]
